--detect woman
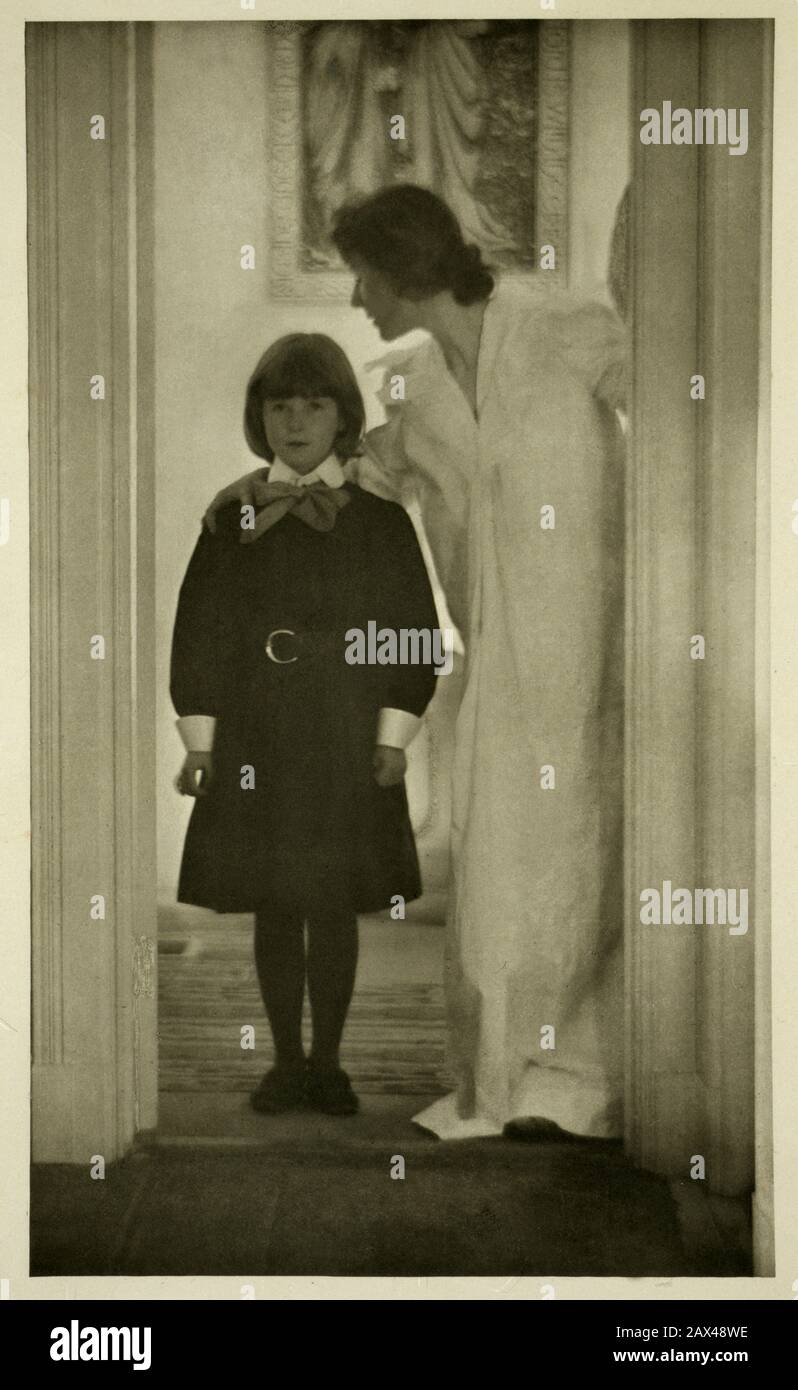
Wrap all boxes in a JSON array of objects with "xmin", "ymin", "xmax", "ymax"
[{"xmin": 205, "ymin": 184, "xmax": 629, "ymax": 1141}]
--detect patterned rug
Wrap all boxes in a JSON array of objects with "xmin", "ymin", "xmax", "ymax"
[{"xmin": 158, "ymin": 926, "xmax": 453, "ymax": 1097}]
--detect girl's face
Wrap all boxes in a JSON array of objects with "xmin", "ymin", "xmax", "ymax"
[
  {"xmin": 348, "ymin": 256, "xmax": 420, "ymax": 340},
  {"xmin": 262, "ymin": 395, "xmax": 341, "ymax": 474}
]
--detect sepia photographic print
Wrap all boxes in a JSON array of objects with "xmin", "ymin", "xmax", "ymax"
[{"xmin": 5, "ymin": 1, "xmax": 793, "ymax": 1304}]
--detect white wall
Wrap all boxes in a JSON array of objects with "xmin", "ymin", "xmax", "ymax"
[
  {"xmin": 154, "ymin": 20, "xmax": 631, "ymax": 892},
  {"xmin": 569, "ymin": 21, "xmax": 631, "ymax": 300}
]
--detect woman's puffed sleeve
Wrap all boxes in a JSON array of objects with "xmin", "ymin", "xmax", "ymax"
[
  {"xmin": 347, "ymin": 346, "xmax": 424, "ymax": 504},
  {"xmin": 549, "ymin": 296, "xmax": 630, "ymax": 414}
]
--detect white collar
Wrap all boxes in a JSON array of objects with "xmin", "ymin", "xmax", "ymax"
[{"xmin": 268, "ymin": 453, "xmax": 346, "ymax": 488}]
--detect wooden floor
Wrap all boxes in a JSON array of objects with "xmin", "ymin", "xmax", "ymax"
[
  {"xmin": 158, "ymin": 906, "xmax": 453, "ymax": 1099},
  {"xmin": 29, "ymin": 905, "xmax": 752, "ymax": 1278},
  {"xmin": 31, "ymin": 1118, "xmax": 751, "ymax": 1277}
]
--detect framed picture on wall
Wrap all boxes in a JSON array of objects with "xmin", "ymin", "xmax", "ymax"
[{"xmin": 266, "ymin": 18, "xmax": 570, "ymax": 300}]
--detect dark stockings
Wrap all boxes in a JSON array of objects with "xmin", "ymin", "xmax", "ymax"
[
  {"xmin": 253, "ymin": 909, "xmax": 305, "ymax": 1069},
  {"xmin": 253, "ymin": 905, "xmax": 358, "ymax": 1071},
  {"xmin": 306, "ymin": 908, "xmax": 358, "ymax": 1069}
]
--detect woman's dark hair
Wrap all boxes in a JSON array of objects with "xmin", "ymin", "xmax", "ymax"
[
  {"xmin": 331, "ymin": 184, "xmax": 495, "ymax": 306},
  {"xmin": 244, "ymin": 333, "xmax": 365, "ymax": 462}
]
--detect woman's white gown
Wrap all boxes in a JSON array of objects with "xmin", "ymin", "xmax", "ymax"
[{"xmin": 355, "ymin": 278, "xmax": 629, "ymax": 1140}]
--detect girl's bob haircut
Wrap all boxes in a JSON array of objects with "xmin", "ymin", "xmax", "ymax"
[{"xmin": 244, "ymin": 333, "xmax": 365, "ymax": 463}]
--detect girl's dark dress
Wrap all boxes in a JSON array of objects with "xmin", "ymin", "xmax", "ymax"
[{"xmin": 170, "ymin": 483, "xmax": 439, "ymax": 916}]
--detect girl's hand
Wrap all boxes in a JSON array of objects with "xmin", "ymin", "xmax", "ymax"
[
  {"xmin": 373, "ymin": 745, "xmax": 407, "ymax": 788},
  {"xmin": 175, "ymin": 752, "xmax": 214, "ymax": 797},
  {"xmin": 203, "ymin": 469, "xmax": 270, "ymax": 533}
]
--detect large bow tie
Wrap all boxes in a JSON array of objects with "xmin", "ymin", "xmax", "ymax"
[{"xmin": 239, "ymin": 480, "xmax": 350, "ymax": 543}]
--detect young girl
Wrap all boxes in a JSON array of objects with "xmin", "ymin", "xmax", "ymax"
[{"xmin": 170, "ymin": 333, "xmax": 439, "ymax": 1117}]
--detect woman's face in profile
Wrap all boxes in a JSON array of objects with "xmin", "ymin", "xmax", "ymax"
[{"xmin": 348, "ymin": 257, "xmax": 419, "ymax": 341}]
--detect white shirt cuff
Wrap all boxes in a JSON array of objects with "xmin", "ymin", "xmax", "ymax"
[
  {"xmin": 176, "ymin": 715, "xmax": 217, "ymax": 752},
  {"xmin": 376, "ymin": 708, "xmax": 422, "ymax": 750}
]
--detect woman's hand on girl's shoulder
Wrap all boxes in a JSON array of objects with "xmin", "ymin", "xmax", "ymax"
[{"xmin": 203, "ymin": 468, "xmax": 270, "ymax": 533}]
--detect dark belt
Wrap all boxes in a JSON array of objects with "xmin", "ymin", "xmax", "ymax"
[{"xmin": 264, "ymin": 628, "xmax": 344, "ymax": 665}]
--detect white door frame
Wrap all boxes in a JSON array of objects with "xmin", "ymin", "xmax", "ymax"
[
  {"xmin": 29, "ymin": 21, "xmax": 157, "ymax": 1163},
  {"xmin": 624, "ymin": 18, "xmax": 772, "ymax": 1265}
]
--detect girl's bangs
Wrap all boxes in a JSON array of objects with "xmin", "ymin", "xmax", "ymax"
[{"xmin": 261, "ymin": 347, "xmax": 338, "ymax": 401}]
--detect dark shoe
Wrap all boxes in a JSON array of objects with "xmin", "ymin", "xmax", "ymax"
[
  {"xmin": 305, "ymin": 1064, "xmax": 359, "ymax": 1116},
  {"xmin": 503, "ymin": 1117, "xmax": 619, "ymax": 1146},
  {"xmin": 250, "ymin": 1064, "xmax": 306, "ymax": 1114},
  {"xmin": 503, "ymin": 1117, "xmax": 574, "ymax": 1143}
]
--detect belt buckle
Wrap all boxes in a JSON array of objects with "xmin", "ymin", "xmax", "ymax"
[{"xmin": 265, "ymin": 628, "xmax": 298, "ymax": 664}]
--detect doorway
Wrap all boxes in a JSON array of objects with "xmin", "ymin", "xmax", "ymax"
[{"xmin": 28, "ymin": 16, "xmax": 772, "ymax": 1276}]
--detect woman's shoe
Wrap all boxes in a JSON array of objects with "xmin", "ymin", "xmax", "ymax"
[
  {"xmin": 250, "ymin": 1064, "xmax": 307, "ymax": 1114},
  {"xmin": 502, "ymin": 1117, "xmax": 570, "ymax": 1142},
  {"xmin": 305, "ymin": 1063, "xmax": 359, "ymax": 1116}
]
